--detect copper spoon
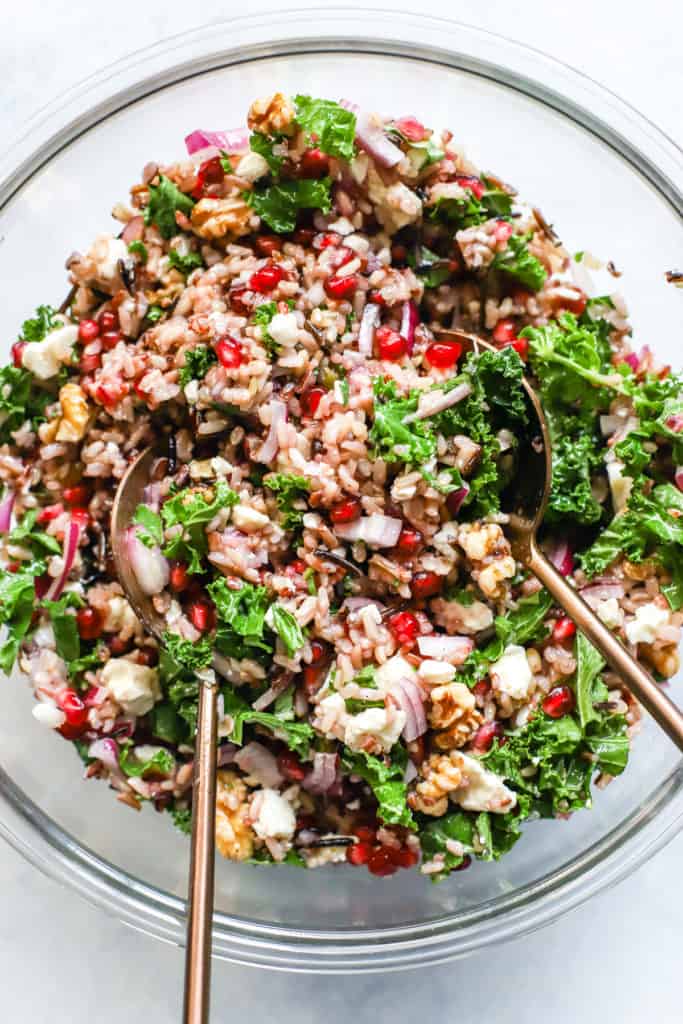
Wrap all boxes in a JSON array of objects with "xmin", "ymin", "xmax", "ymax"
[
  {"xmin": 437, "ymin": 328, "xmax": 683, "ymax": 750},
  {"xmin": 111, "ymin": 447, "xmax": 217, "ymax": 1024}
]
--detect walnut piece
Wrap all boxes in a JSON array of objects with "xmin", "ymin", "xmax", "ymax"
[
  {"xmin": 408, "ymin": 751, "xmax": 466, "ymax": 817},
  {"xmin": 190, "ymin": 196, "xmax": 255, "ymax": 241},
  {"xmin": 55, "ymin": 382, "xmax": 91, "ymax": 442},
  {"xmin": 641, "ymin": 642, "xmax": 680, "ymax": 679},
  {"xmin": 457, "ymin": 522, "xmax": 516, "ymax": 600},
  {"xmin": 215, "ymin": 770, "xmax": 255, "ymax": 861},
  {"xmin": 247, "ymin": 92, "xmax": 297, "ymax": 137},
  {"xmin": 429, "ymin": 681, "xmax": 482, "ymax": 751}
]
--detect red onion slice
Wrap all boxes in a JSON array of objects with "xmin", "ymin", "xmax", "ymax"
[
  {"xmin": 548, "ymin": 538, "xmax": 574, "ymax": 577},
  {"xmin": 252, "ymin": 672, "xmax": 293, "ymax": 712},
  {"xmin": 218, "ymin": 743, "xmax": 238, "ymax": 767},
  {"xmin": 121, "ymin": 216, "xmax": 144, "ymax": 244},
  {"xmin": 334, "ymin": 514, "xmax": 402, "ymax": 549},
  {"xmin": 302, "ymin": 752, "xmax": 339, "ymax": 793},
  {"xmin": 580, "ymin": 581, "xmax": 625, "ymax": 607},
  {"xmin": 257, "ymin": 399, "xmax": 288, "ymax": 464},
  {"xmin": 0, "ymin": 490, "xmax": 15, "ymax": 533},
  {"xmin": 358, "ymin": 302, "xmax": 380, "ymax": 356},
  {"xmin": 126, "ymin": 526, "xmax": 170, "ymax": 596},
  {"xmin": 445, "ymin": 484, "xmax": 469, "ymax": 517},
  {"xmin": 622, "ymin": 352, "xmax": 639, "ymax": 371},
  {"xmin": 184, "ymin": 128, "xmax": 249, "ymax": 156},
  {"xmin": 88, "ymin": 738, "xmax": 124, "ymax": 778},
  {"xmin": 44, "ymin": 516, "xmax": 84, "ymax": 601},
  {"xmin": 355, "ymin": 110, "xmax": 404, "ymax": 168},
  {"xmin": 405, "ymin": 382, "xmax": 472, "ymax": 423},
  {"xmin": 234, "ymin": 741, "xmax": 282, "ymax": 788},
  {"xmin": 417, "ymin": 634, "xmax": 474, "ymax": 664},
  {"xmin": 391, "ymin": 677, "xmax": 427, "ymax": 742},
  {"xmin": 400, "ymin": 300, "xmax": 419, "ymax": 354}
]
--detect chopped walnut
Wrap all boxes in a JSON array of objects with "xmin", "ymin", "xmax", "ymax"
[
  {"xmin": 408, "ymin": 751, "xmax": 466, "ymax": 817},
  {"xmin": 55, "ymin": 383, "xmax": 91, "ymax": 442},
  {"xmin": 429, "ymin": 681, "xmax": 482, "ymax": 751},
  {"xmin": 215, "ymin": 770, "xmax": 255, "ymax": 861},
  {"xmin": 190, "ymin": 196, "xmax": 255, "ymax": 241},
  {"xmin": 457, "ymin": 522, "xmax": 516, "ymax": 599},
  {"xmin": 247, "ymin": 92, "xmax": 297, "ymax": 137},
  {"xmin": 640, "ymin": 642, "xmax": 680, "ymax": 679}
]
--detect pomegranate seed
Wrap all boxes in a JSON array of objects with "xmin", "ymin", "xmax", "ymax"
[
  {"xmin": 303, "ymin": 665, "xmax": 324, "ymax": 695},
  {"xmin": 506, "ymin": 337, "xmax": 529, "ymax": 359},
  {"xmin": 330, "ymin": 497, "xmax": 361, "ymax": 524},
  {"xmin": 367, "ymin": 847, "xmax": 399, "ymax": 877},
  {"xmin": 395, "ymin": 527, "xmax": 423, "ymax": 555},
  {"xmin": 456, "ymin": 175, "xmax": 485, "ymax": 199},
  {"xmin": 249, "ymin": 263, "xmax": 285, "ymax": 293},
  {"xmin": 191, "ymin": 156, "xmax": 224, "ymax": 199},
  {"xmin": 473, "ymin": 680, "xmax": 491, "ymax": 699},
  {"xmin": 136, "ymin": 648, "xmax": 158, "ymax": 667},
  {"xmin": 453, "ymin": 854, "xmax": 472, "ymax": 872},
  {"xmin": 494, "ymin": 221, "xmax": 513, "ymax": 245},
  {"xmin": 95, "ymin": 380, "xmax": 129, "ymax": 407},
  {"xmin": 98, "ymin": 310, "xmax": 118, "ymax": 332},
  {"xmin": 76, "ymin": 606, "xmax": 102, "ymax": 642},
  {"xmin": 69, "ymin": 507, "xmax": 90, "ymax": 528},
  {"xmin": 352, "ymin": 825, "xmax": 377, "ymax": 844},
  {"xmin": 101, "ymin": 330, "xmax": 123, "ymax": 351},
  {"xmin": 324, "ymin": 274, "xmax": 358, "ymax": 300},
  {"xmin": 278, "ymin": 751, "xmax": 306, "ymax": 782},
  {"xmin": 543, "ymin": 685, "xmax": 576, "ymax": 719},
  {"xmin": 471, "ymin": 720, "xmax": 505, "ymax": 753},
  {"xmin": 37, "ymin": 503, "xmax": 63, "ymax": 524},
  {"xmin": 229, "ymin": 286, "xmax": 252, "ymax": 316},
  {"xmin": 299, "ymin": 148, "xmax": 330, "ymax": 179},
  {"xmin": 553, "ymin": 616, "xmax": 576, "ymax": 642},
  {"xmin": 549, "ymin": 288, "xmax": 587, "ymax": 316},
  {"xmin": 302, "ymin": 387, "xmax": 326, "ymax": 417},
  {"xmin": 189, "ymin": 600, "xmax": 216, "ymax": 634},
  {"xmin": 392, "ymin": 846, "xmax": 419, "ymax": 869},
  {"xmin": 424, "ymin": 341, "xmax": 462, "ymax": 369},
  {"xmin": 293, "ymin": 227, "xmax": 316, "ymax": 246},
  {"xmin": 11, "ymin": 341, "xmax": 26, "ymax": 368},
  {"xmin": 388, "ymin": 611, "xmax": 420, "ymax": 646},
  {"xmin": 78, "ymin": 319, "xmax": 100, "ymax": 343},
  {"xmin": 56, "ymin": 688, "xmax": 88, "ymax": 728},
  {"xmin": 368, "ymin": 290, "xmax": 386, "ymax": 306},
  {"xmin": 63, "ymin": 484, "xmax": 90, "ymax": 507},
  {"xmin": 328, "ymin": 246, "xmax": 354, "ymax": 271},
  {"xmin": 347, "ymin": 842, "xmax": 373, "ymax": 866},
  {"xmin": 411, "ymin": 571, "xmax": 442, "ymax": 600},
  {"xmin": 309, "ymin": 639, "xmax": 327, "ymax": 665},
  {"xmin": 394, "ymin": 116, "xmax": 427, "ymax": 142},
  {"xmin": 216, "ymin": 336, "xmax": 243, "ymax": 368},
  {"xmin": 79, "ymin": 353, "xmax": 102, "ymax": 374},
  {"xmin": 254, "ymin": 235, "xmax": 282, "ymax": 257},
  {"xmin": 170, "ymin": 563, "xmax": 189, "ymax": 592},
  {"xmin": 313, "ymin": 232, "xmax": 341, "ymax": 251},
  {"xmin": 84, "ymin": 685, "xmax": 104, "ymax": 708},
  {"xmin": 375, "ymin": 325, "xmax": 407, "ymax": 361},
  {"xmin": 492, "ymin": 318, "xmax": 518, "ymax": 344}
]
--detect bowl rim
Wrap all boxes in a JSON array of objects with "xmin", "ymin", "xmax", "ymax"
[{"xmin": 1, "ymin": 8, "xmax": 682, "ymax": 972}]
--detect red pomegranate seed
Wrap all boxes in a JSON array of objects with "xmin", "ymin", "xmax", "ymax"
[
  {"xmin": 309, "ymin": 639, "xmax": 327, "ymax": 665},
  {"xmin": 456, "ymin": 175, "xmax": 485, "ymax": 199},
  {"xmin": 494, "ymin": 221, "xmax": 513, "ymax": 245},
  {"xmin": 376, "ymin": 325, "xmax": 407, "ymax": 361},
  {"xmin": 492, "ymin": 318, "xmax": 518, "ymax": 344},
  {"xmin": 302, "ymin": 387, "xmax": 326, "ymax": 417},
  {"xmin": 229, "ymin": 286, "xmax": 252, "ymax": 317},
  {"xmin": 254, "ymin": 235, "xmax": 283, "ymax": 257},
  {"xmin": 392, "ymin": 846, "xmax": 420, "ymax": 869},
  {"xmin": 347, "ymin": 841, "xmax": 373, "ymax": 866},
  {"xmin": 78, "ymin": 319, "xmax": 100, "ymax": 343},
  {"xmin": 299, "ymin": 148, "xmax": 330, "ymax": 179},
  {"xmin": 95, "ymin": 380, "xmax": 129, "ymax": 407},
  {"xmin": 395, "ymin": 527, "xmax": 423, "ymax": 555},
  {"xmin": 425, "ymin": 341, "xmax": 462, "ymax": 369},
  {"xmin": 98, "ymin": 310, "xmax": 118, "ymax": 332},
  {"xmin": 471, "ymin": 720, "xmax": 505, "ymax": 753},
  {"xmin": 101, "ymin": 330, "xmax": 123, "ymax": 351},
  {"xmin": 170, "ymin": 563, "xmax": 189, "ymax": 592},
  {"xmin": 216, "ymin": 336, "xmax": 243, "ymax": 368},
  {"xmin": 278, "ymin": 751, "xmax": 306, "ymax": 782},
  {"xmin": 63, "ymin": 484, "xmax": 90, "ymax": 507},
  {"xmin": 76, "ymin": 606, "xmax": 102, "ymax": 641},
  {"xmin": 330, "ymin": 497, "xmax": 361, "ymax": 524},
  {"xmin": 303, "ymin": 665, "xmax": 324, "ymax": 695},
  {"xmin": 189, "ymin": 600, "xmax": 216, "ymax": 634},
  {"xmin": 394, "ymin": 116, "xmax": 427, "ymax": 142},
  {"xmin": 136, "ymin": 648, "xmax": 158, "ymax": 667},
  {"xmin": 543, "ymin": 685, "xmax": 576, "ymax": 719},
  {"xmin": 191, "ymin": 155, "xmax": 224, "ymax": 199},
  {"xmin": 388, "ymin": 611, "xmax": 420, "ymax": 646},
  {"xmin": 249, "ymin": 263, "xmax": 285, "ymax": 293},
  {"xmin": 453, "ymin": 854, "xmax": 472, "ymax": 872},
  {"xmin": 313, "ymin": 232, "xmax": 341, "ymax": 251},
  {"xmin": 367, "ymin": 847, "xmax": 399, "ymax": 877},
  {"xmin": 553, "ymin": 616, "xmax": 576, "ymax": 642},
  {"xmin": 79, "ymin": 352, "xmax": 102, "ymax": 374},
  {"xmin": 352, "ymin": 825, "xmax": 377, "ymax": 844},
  {"xmin": 11, "ymin": 341, "xmax": 26, "ymax": 368},
  {"xmin": 411, "ymin": 571, "xmax": 442, "ymax": 600},
  {"xmin": 84, "ymin": 685, "xmax": 104, "ymax": 708},
  {"xmin": 324, "ymin": 274, "xmax": 358, "ymax": 300},
  {"xmin": 473, "ymin": 680, "xmax": 491, "ymax": 699},
  {"xmin": 69, "ymin": 507, "xmax": 90, "ymax": 528},
  {"xmin": 37, "ymin": 503, "xmax": 63, "ymax": 524},
  {"xmin": 56, "ymin": 688, "xmax": 88, "ymax": 728},
  {"xmin": 505, "ymin": 337, "xmax": 529, "ymax": 359}
]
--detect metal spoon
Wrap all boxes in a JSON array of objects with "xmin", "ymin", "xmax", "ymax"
[
  {"xmin": 111, "ymin": 447, "xmax": 217, "ymax": 1024},
  {"xmin": 437, "ymin": 328, "xmax": 683, "ymax": 750}
]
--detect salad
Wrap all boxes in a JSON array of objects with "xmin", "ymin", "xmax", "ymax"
[{"xmin": 2, "ymin": 91, "xmax": 682, "ymax": 879}]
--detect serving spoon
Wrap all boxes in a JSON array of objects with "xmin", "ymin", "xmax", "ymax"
[{"xmin": 436, "ymin": 328, "xmax": 683, "ymax": 750}]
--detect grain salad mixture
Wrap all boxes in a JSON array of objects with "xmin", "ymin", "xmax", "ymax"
[{"xmin": 2, "ymin": 92, "xmax": 682, "ymax": 880}]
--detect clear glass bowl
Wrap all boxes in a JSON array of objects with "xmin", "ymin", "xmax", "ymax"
[{"xmin": 1, "ymin": 11, "xmax": 681, "ymax": 973}]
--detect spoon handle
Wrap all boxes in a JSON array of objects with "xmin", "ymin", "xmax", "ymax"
[
  {"xmin": 527, "ymin": 543, "xmax": 683, "ymax": 752},
  {"xmin": 183, "ymin": 676, "xmax": 218, "ymax": 1024}
]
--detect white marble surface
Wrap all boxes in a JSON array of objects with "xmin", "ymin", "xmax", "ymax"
[{"xmin": 1, "ymin": 1, "xmax": 681, "ymax": 1020}]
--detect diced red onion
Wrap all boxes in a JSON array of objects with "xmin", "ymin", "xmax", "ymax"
[
  {"xmin": 44, "ymin": 516, "xmax": 84, "ymax": 601},
  {"xmin": 666, "ymin": 413, "xmax": 683, "ymax": 433},
  {"xmin": 126, "ymin": 526, "xmax": 169, "ymax": 596},
  {"xmin": 390, "ymin": 677, "xmax": 427, "ymax": 742},
  {"xmin": 580, "ymin": 581, "xmax": 625, "ymax": 607},
  {"xmin": 218, "ymin": 743, "xmax": 238, "ymax": 767},
  {"xmin": 252, "ymin": 672, "xmax": 293, "ymax": 712},
  {"xmin": 675, "ymin": 467, "xmax": 683, "ymax": 492},
  {"xmin": 406, "ymin": 382, "xmax": 472, "ymax": 422},
  {"xmin": 142, "ymin": 481, "xmax": 162, "ymax": 511},
  {"xmin": 184, "ymin": 128, "xmax": 249, "ymax": 156},
  {"xmin": 400, "ymin": 300, "xmax": 419, "ymax": 354},
  {"xmin": 358, "ymin": 302, "xmax": 380, "ymax": 356},
  {"xmin": 622, "ymin": 352, "xmax": 639, "ymax": 371},
  {"xmin": 445, "ymin": 485, "xmax": 469, "ymax": 517},
  {"xmin": 257, "ymin": 399, "xmax": 287, "ymax": 464},
  {"xmin": 549, "ymin": 538, "xmax": 574, "ymax": 577},
  {"xmin": 334, "ymin": 514, "xmax": 402, "ymax": 549},
  {"xmin": 417, "ymin": 634, "xmax": 474, "ymax": 664},
  {"xmin": 354, "ymin": 110, "xmax": 404, "ymax": 167},
  {"xmin": 121, "ymin": 216, "xmax": 144, "ymax": 244},
  {"xmin": 404, "ymin": 759, "xmax": 418, "ymax": 783},
  {"xmin": 302, "ymin": 752, "xmax": 339, "ymax": 793},
  {"xmin": 88, "ymin": 738, "xmax": 121, "ymax": 774},
  {"xmin": 84, "ymin": 686, "xmax": 106, "ymax": 708},
  {"xmin": 234, "ymin": 741, "xmax": 282, "ymax": 788},
  {"xmin": 0, "ymin": 490, "xmax": 15, "ymax": 533}
]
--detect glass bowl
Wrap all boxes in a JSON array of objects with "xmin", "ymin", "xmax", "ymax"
[{"xmin": 1, "ymin": 10, "xmax": 682, "ymax": 973}]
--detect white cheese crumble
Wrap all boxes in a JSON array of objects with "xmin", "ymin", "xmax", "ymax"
[
  {"xmin": 344, "ymin": 706, "xmax": 406, "ymax": 753},
  {"xmin": 101, "ymin": 657, "xmax": 161, "ymax": 716},
  {"xmin": 625, "ymin": 602, "xmax": 670, "ymax": 646},
  {"xmin": 231, "ymin": 504, "xmax": 270, "ymax": 532},
  {"xmin": 236, "ymin": 152, "xmax": 270, "ymax": 182},
  {"xmin": 251, "ymin": 789, "xmax": 296, "ymax": 840},
  {"xmin": 22, "ymin": 323, "xmax": 79, "ymax": 380},
  {"xmin": 490, "ymin": 644, "xmax": 534, "ymax": 701},
  {"xmin": 374, "ymin": 654, "xmax": 417, "ymax": 692},
  {"xmin": 606, "ymin": 458, "xmax": 633, "ymax": 514},
  {"xmin": 32, "ymin": 702, "xmax": 66, "ymax": 729},
  {"xmin": 267, "ymin": 312, "xmax": 299, "ymax": 348},
  {"xmin": 454, "ymin": 754, "xmax": 517, "ymax": 814},
  {"xmin": 596, "ymin": 597, "xmax": 623, "ymax": 630}
]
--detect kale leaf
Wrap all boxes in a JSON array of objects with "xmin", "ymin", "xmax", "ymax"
[
  {"xmin": 119, "ymin": 743, "xmax": 175, "ymax": 778},
  {"xmin": 144, "ymin": 175, "xmax": 195, "ymax": 239},
  {"xmin": 264, "ymin": 473, "xmax": 310, "ymax": 533},
  {"xmin": 0, "ymin": 559, "xmax": 45, "ymax": 672},
  {"xmin": 221, "ymin": 687, "xmax": 314, "ymax": 758},
  {"xmin": 167, "ymin": 248, "xmax": 204, "ymax": 277},
  {"xmin": 161, "ymin": 480, "xmax": 238, "ymax": 574},
  {"xmin": 341, "ymin": 746, "xmax": 416, "ymax": 829},
  {"xmin": 294, "ymin": 95, "xmax": 356, "ymax": 162},
  {"xmin": 178, "ymin": 345, "xmax": 218, "ymax": 388},
  {"xmin": 20, "ymin": 305, "xmax": 59, "ymax": 342},
  {"xmin": 491, "ymin": 233, "xmax": 547, "ymax": 292},
  {"xmin": 246, "ymin": 178, "xmax": 332, "ymax": 233}
]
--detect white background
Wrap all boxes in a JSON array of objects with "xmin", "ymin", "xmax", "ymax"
[{"xmin": 1, "ymin": 2, "xmax": 681, "ymax": 1020}]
